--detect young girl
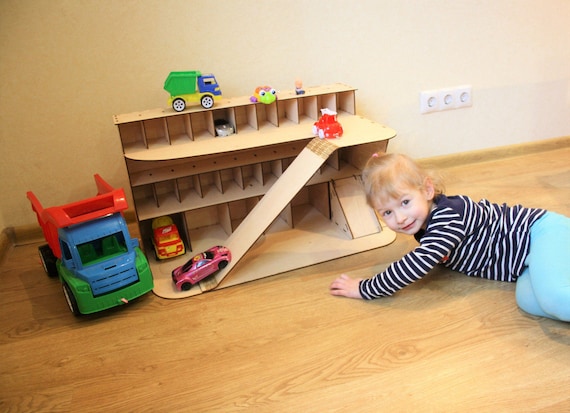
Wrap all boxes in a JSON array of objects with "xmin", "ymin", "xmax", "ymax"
[{"xmin": 329, "ymin": 153, "xmax": 570, "ymax": 322}]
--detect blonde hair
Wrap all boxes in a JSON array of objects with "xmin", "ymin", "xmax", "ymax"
[{"xmin": 362, "ymin": 153, "xmax": 445, "ymax": 208}]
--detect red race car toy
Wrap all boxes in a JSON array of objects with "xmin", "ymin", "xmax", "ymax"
[
  {"xmin": 312, "ymin": 108, "xmax": 343, "ymax": 139},
  {"xmin": 171, "ymin": 245, "xmax": 231, "ymax": 291}
]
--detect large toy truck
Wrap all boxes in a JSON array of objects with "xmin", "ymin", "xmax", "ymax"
[
  {"xmin": 164, "ymin": 70, "xmax": 222, "ymax": 112},
  {"xmin": 26, "ymin": 174, "xmax": 153, "ymax": 316}
]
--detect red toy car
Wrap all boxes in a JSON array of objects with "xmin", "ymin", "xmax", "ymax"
[
  {"xmin": 171, "ymin": 246, "xmax": 231, "ymax": 291},
  {"xmin": 312, "ymin": 108, "xmax": 343, "ymax": 139}
]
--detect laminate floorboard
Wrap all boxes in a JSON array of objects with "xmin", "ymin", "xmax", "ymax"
[{"xmin": 1, "ymin": 138, "xmax": 569, "ymax": 412}]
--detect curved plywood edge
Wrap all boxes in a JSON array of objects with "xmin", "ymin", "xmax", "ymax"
[
  {"xmin": 151, "ymin": 220, "xmax": 396, "ymax": 299},
  {"xmin": 151, "ymin": 135, "xmax": 395, "ymax": 299},
  {"xmin": 150, "ymin": 136, "xmax": 368, "ymax": 299},
  {"xmin": 124, "ymin": 116, "xmax": 396, "ymax": 161},
  {"xmin": 217, "ymin": 223, "xmax": 396, "ymax": 291}
]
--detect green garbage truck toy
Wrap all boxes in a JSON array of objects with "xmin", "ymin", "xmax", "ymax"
[{"xmin": 164, "ymin": 70, "xmax": 222, "ymax": 112}]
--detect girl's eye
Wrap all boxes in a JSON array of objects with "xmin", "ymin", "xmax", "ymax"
[
  {"xmin": 382, "ymin": 210, "xmax": 392, "ymax": 217},
  {"xmin": 402, "ymin": 199, "xmax": 410, "ymax": 206}
]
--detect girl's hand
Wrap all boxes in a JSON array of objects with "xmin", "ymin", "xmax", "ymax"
[{"xmin": 329, "ymin": 274, "xmax": 364, "ymax": 299}]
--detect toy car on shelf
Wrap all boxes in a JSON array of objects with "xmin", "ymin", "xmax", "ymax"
[
  {"xmin": 214, "ymin": 119, "xmax": 234, "ymax": 137},
  {"xmin": 172, "ymin": 246, "xmax": 232, "ymax": 291},
  {"xmin": 312, "ymin": 108, "xmax": 343, "ymax": 139},
  {"xmin": 151, "ymin": 216, "xmax": 185, "ymax": 260}
]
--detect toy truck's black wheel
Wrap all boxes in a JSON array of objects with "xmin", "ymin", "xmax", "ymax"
[
  {"xmin": 62, "ymin": 283, "xmax": 81, "ymax": 316},
  {"xmin": 181, "ymin": 282, "xmax": 192, "ymax": 291},
  {"xmin": 201, "ymin": 95, "xmax": 214, "ymax": 109},
  {"xmin": 38, "ymin": 244, "xmax": 58, "ymax": 277},
  {"xmin": 172, "ymin": 98, "xmax": 186, "ymax": 112},
  {"xmin": 218, "ymin": 260, "xmax": 228, "ymax": 270}
]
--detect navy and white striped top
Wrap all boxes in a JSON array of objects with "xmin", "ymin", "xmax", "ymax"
[{"xmin": 359, "ymin": 195, "xmax": 546, "ymax": 299}]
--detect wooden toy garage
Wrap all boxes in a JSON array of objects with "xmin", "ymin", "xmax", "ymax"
[{"xmin": 113, "ymin": 83, "xmax": 397, "ymax": 298}]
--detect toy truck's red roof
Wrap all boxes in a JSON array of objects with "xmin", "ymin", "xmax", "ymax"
[{"xmin": 27, "ymin": 174, "xmax": 128, "ymax": 258}]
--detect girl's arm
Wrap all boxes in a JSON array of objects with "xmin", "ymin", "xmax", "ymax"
[
  {"xmin": 330, "ymin": 204, "xmax": 467, "ymax": 300},
  {"xmin": 330, "ymin": 246, "xmax": 444, "ymax": 300}
]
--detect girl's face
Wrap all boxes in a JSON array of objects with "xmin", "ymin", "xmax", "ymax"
[{"xmin": 375, "ymin": 181, "xmax": 435, "ymax": 235}]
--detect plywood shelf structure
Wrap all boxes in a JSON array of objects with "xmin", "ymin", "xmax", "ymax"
[{"xmin": 114, "ymin": 83, "xmax": 397, "ymax": 298}]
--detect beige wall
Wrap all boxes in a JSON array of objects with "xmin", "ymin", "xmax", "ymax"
[{"xmin": 1, "ymin": 0, "xmax": 569, "ymax": 230}]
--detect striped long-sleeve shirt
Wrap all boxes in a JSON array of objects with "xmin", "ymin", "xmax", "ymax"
[{"xmin": 359, "ymin": 195, "xmax": 546, "ymax": 299}]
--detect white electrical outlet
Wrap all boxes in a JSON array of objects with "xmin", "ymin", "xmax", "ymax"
[
  {"xmin": 438, "ymin": 88, "xmax": 456, "ymax": 111},
  {"xmin": 420, "ymin": 90, "xmax": 439, "ymax": 114},
  {"xmin": 420, "ymin": 85, "xmax": 472, "ymax": 114},
  {"xmin": 455, "ymin": 85, "xmax": 472, "ymax": 108}
]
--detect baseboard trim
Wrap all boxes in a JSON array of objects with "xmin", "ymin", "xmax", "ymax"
[
  {"xmin": 418, "ymin": 136, "xmax": 569, "ymax": 169},
  {"xmin": 0, "ymin": 228, "xmax": 14, "ymax": 264}
]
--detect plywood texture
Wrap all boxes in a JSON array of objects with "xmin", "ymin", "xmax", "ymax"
[
  {"xmin": 214, "ymin": 140, "xmax": 338, "ymax": 281},
  {"xmin": 151, "ymin": 137, "xmax": 396, "ymax": 299},
  {"xmin": 115, "ymin": 84, "xmax": 397, "ymax": 300},
  {"xmin": 331, "ymin": 176, "xmax": 381, "ymax": 238},
  {"xmin": 1, "ymin": 138, "xmax": 568, "ymax": 412}
]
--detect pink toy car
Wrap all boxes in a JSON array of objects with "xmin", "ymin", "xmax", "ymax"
[
  {"xmin": 171, "ymin": 246, "xmax": 231, "ymax": 291},
  {"xmin": 312, "ymin": 108, "xmax": 343, "ymax": 139}
]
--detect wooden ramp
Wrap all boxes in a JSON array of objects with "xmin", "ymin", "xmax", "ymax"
[{"xmin": 199, "ymin": 138, "xmax": 338, "ymax": 291}]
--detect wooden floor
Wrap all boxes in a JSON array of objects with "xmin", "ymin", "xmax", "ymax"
[{"xmin": 1, "ymin": 138, "xmax": 569, "ymax": 412}]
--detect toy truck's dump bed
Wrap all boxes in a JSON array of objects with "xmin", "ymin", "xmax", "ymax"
[
  {"xmin": 27, "ymin": 174, "xmax": 128, "ymax": 259},
  {"xmin": 163, "ymin": 71, "xmax": 201, "ymax": 96}
]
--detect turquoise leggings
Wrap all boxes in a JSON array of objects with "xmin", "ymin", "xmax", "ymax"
[{"xmin": 515, "ymin": 212, "xmax": 570, "ymax": 321}]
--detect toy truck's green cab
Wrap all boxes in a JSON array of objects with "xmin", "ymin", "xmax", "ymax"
[
  {"xmin": 27, "ymin": 174, "xmax": 153, "ymax": 316},
  {"xmin": 164, "ymin": 70, "xmax": 222, "ymax": 112}
]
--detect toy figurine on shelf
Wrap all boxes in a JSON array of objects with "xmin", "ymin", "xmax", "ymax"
[
  {"xmin": 295, "ymin": 79, "xmax": 305, "ymax": 95},
  {"xmin": 164, "ymin": 70, "xmax": 222, "ymax": 112},
  {"xmin": 250, "ymin": 86, "xmax": 277, "ymax": 104},
  {"xmin": 312, "ymin": 108, "xmax": 343, "ymax": 139}
]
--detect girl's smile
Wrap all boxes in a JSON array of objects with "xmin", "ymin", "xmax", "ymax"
[{"xmin": 375, "ymin": 183, "xmax": 435, "ymax": 235}]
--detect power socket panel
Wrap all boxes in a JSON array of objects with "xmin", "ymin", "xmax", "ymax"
[{"xmin": 420, "ymin": 85, "xmax": 472, "ymax": 114}]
